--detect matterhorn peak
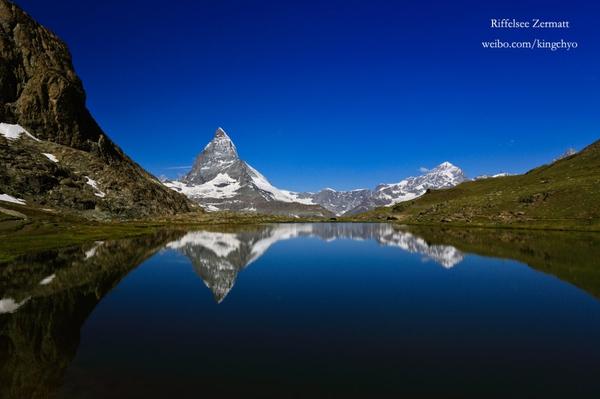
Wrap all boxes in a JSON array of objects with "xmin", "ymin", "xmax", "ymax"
[
  {"xmin": 182, "ymin": 127, "xmax": 240, "ymax": 185},
  {"xmin": 207, "ymin": 127, "xmax": 236, "ymax": 151},
  {"xmin": 203, "ymin": 127, "xmax": 237, "ymax": 158},
  {"xmin": 214, "ymin": 127, "xmax": 229, "ymax": 139},
  {"xmin": 207, "ymin": 127, "xmax": 237, "ymax": 151}
]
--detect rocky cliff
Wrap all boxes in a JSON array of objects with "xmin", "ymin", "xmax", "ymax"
[{"xmin": 0, "ymin": 0, "xmax": 193, "ymax": 218}]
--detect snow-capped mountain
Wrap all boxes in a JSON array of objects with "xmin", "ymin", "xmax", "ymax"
[
  {"xmin": 374, "ymin": 162, "xmax": 466, "ymax": 204},
  {"xmin": 164, "ymin": 128, "xmax": 466, "ymax": 216},
  {"xmin": 164, "ymin": 128, "xmax": 330, "ymax": 216},
  {"xmin": 474, "ymin": 172, "xmax": 512, "ymax": 180},
  {"xmin": 553, "ymin": 148, "xmax": 578, "ymax": 162},
  {"xmin": 166, "ymin": 223, "xmax": 463, "ymax": 302},
  {"xmin": 298, "ymin": 162, "xmax": 467, "ymax": 215},
  {"xmin": 292, "ymin": 188, "xmax": 372, "ymax": 216}
]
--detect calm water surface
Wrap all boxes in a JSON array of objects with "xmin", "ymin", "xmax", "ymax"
[{"xmin": 1, "ymin": 223, "xmax": 600, "ymax": 398}]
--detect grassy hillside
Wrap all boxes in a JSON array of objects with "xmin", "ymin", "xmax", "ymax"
[{"xmin": 350, "ymin": 139, "xmax": 600, "ymax": 230}]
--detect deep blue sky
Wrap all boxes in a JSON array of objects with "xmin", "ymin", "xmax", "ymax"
[{"xmin": 16, "ymin": 0, "xmax": 600, "ymax": 191}]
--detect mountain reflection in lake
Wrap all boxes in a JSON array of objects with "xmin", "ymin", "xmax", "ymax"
[
  {"xmin": 165, "ymin": 223, "xmax": 464, "ymax": 302},
  {"xmin": 1, "ymin": 223, "xmax": 600, "ymax": 398}
]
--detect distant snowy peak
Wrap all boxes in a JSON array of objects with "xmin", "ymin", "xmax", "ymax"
[
  {"xmin": 294, "ymin": 188, "xmax": 371, "ymax": 216},
  {"xmin": 553, "ymin": 148, "xmax": 578, "ymax": 162},
  {"xmin": 413, "ymin": 161, "xmax": 466, "ymax": 188},
  {"xmin": 292, "ymin": 162, "xmax": 466, "ymax": 216},
  {"xmin": 370, "ymin": 161, "xmax": 466, "ymax": 206},
  {"xmin": 378, "ymin": 162, "xmax": 465, "ymax": 190},
  {"xmin": 431, "ymin": 161, "xmax": 465, "ymax": 180},
  {"xmin": 474, "ymin": 172, "xmax": 512, "ymax": 180}
]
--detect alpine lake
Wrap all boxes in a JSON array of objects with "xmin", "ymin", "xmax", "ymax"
[{"xmin": 1, "ymin": 223, "xmax": 599, "ymax": 398}]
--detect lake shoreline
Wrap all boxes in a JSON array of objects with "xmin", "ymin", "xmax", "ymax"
[
  {"xmin": 2, "ymin": 207, "xmax": 600, "ymax": 264},
  {"xmin": 0, "ymin": 216, "xmax": 600, "ymax": 265}
]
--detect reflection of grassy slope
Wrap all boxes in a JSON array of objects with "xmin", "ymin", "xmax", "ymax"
[
  {"xmin": 0, "ymin": 231, "xmax": 182, "ymax": 399},
  {"xmin": 406, "ymin": 226, "xmax": 600, "ymax": 299},
  {"xmin": 0, "ymin": 204, "xmax": 166, "ymax": 263},
  {"xmin": 351, "ymin": 140, "xmax": 600, "ymax": 230}
]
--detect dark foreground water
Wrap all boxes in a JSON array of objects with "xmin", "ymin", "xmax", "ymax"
[{"xmin": 1, "ymin": 223, "xmax": 600, "ymax": 398}]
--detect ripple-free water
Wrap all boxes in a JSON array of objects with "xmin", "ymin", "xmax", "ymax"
[{"xmin": 1, "ymin": 224, "xmax": 599, "ymax": 398}]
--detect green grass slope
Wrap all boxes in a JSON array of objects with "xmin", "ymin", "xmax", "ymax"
[{"xmin": 352, "ymin": 139, "xmax": 600, "ymax": 230}]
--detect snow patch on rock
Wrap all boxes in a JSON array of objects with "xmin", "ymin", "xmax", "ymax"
[
  {"xmin": 165, "ymin": 173, "xmax": 241, "ymax": 199},
  {"xmin": 39, "ymin": 274, "xmax": 56, "ymax": 285},
  {"xmin": 85, "ymin": 176, "xmax": 106, "ymax": 198},
  {"xmin": 42, "ymin": 153, "xmax": 59, "ymax": 163},
  {"xmin": 0, "ymin": 194, "xmax": 26, "ymax": 205},
  {"xmin": 0, "ymin": 297, "xmax": 30, "ymax": 314},
  {"xmin": 0, "ymin": 123, "xmax": 40, "ymax": 141},
  {"xmin": 85, "ymin": 241, "xmax": 104, "ymax": 259}
]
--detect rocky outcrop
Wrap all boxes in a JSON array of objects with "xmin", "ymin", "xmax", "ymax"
[
  {"xmin": 0, "ymin": 0, "xmax": 193, "ymax": 218},
  {"xmin": 1, "ymin": 0, "xmax": 104, "ymax": 151}
]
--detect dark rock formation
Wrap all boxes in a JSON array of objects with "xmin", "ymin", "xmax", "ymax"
[
  {"xmin": 0, "ymin": 0, "xmax": 103, "ymax": 151},
  {"xmin": 0, "ymin": 0, "xmax": 193, "ymax": 218}
]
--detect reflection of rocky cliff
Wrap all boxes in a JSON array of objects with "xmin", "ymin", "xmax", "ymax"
[
  {"xmin": 166, "ymin": 223, "xmax": 463, "ymax": 302},
  {"xmin": 0, "ymin": 231, "xmax": 182, "ymax": 399}
]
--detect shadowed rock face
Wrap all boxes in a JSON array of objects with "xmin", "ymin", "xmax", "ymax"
[
  {"xmin": 166, "ymin": 223, "xmax": 464, "ymax": 302},
  {"xmin": 0, "ymin": 0, "xmax": 192, "ymax": 218},
  {"xmin": 0, "ymin": 0, "xmax": 105, "ymax": 151}
]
